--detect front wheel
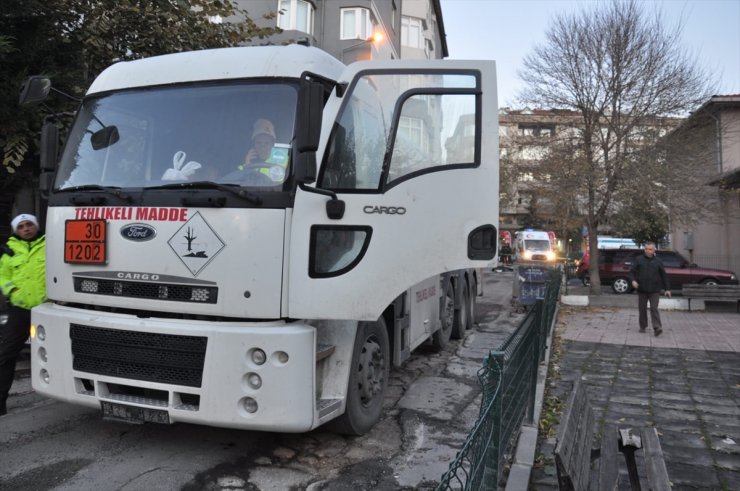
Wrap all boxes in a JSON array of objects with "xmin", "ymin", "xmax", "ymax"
[
  {"xmin": 329, "ymin": 318, "xmax": 390, "ymax": 436},
  {"xmin": 700, "ymin": 279, "xmax": 719, "ymax": 286},
  {"xmin": 612, "ymin": 277, "xmax": 631, "ymax": 294}
]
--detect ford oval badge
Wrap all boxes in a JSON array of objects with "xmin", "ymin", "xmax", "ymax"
[{"xmin": 120, "ymin": 223, "xmax": 157, "ymax": 242}]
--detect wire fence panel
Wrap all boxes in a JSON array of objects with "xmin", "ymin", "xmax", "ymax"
[{"xmin": 437, "ymin": 269, "xmax": 561, "ymax": 491}]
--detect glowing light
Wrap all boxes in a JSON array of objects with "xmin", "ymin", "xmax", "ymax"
[{"xmin": 372, "ymin": 32, "xmax": 384, "ymax": 43}]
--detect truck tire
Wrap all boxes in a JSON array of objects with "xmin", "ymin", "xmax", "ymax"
[
  {"xmin": 451, "ymin": 279, "xmax": 469, "ymax": 340},
  {"xmin": 466, "ymin": 276, "xmax": 477, "ymax": 330},
  {"xmin": 433, "ymin": 281, "xmax": 454, "ymax": 349},
  {"xmin": 329, "ymin": 318, "xmax": 389, "ymax": 436}
]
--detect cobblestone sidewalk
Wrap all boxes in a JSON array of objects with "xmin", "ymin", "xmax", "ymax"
[{"xmin": 530, "ymin": 306, "xmax": 740, "ymax": 490}]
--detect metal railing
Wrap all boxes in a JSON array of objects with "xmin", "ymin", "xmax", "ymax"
[{"xmin": 437, "ymin": 269, "xmax": 561, "ymax": 490}]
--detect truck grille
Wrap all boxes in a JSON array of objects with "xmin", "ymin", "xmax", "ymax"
[
  {"xmin": 73, "ymin": 277, "xmax": 218, "ymax": 304},
  {"xmin": 70, "ymin": 324, "xmax": 208, "ymax": 387}
]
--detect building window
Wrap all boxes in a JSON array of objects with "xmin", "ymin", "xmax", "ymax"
[
  {"xmin": 278, "ymin": 0, "xmax": 315, "ymax": 35},
  {"xmin": 401, "ymin": 16, "xmax": 423, "ymax": 49},
  {"xmin": 399, "ymin": 116, "xmax": 429, "ymax": 152},
  {"xmin": 341, "ymin": 7, "xmax": 374, "ymax": 40},
  {"xmin": 518, "ymin": 124, "xmax": 554, "ymax": 137}
]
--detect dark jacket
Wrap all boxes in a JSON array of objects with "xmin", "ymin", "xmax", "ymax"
[{"xmin": 629, "ymin": 253, "xmax": 669, "ymax": 294}]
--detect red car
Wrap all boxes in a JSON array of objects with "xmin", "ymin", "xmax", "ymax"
[{"xmin": 576, "ymin": 249, "xmax": 738, "ymax": 294}]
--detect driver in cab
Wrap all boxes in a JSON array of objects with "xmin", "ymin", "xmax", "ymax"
[
  {"xmin": 243, "ymin": 118, "xmax": 276, "ymax": 168},
  {"xmin": 222, "ymin": 118, "xmax": 286, "ymax": 184}
]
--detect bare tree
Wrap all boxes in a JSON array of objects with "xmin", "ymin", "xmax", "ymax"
[{"xmin": 518, "ymin": 0, "xmax": 714, "ymax": 293}]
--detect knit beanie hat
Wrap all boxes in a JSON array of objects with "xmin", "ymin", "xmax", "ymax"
[{"xmin": 11, "ymin": 213, "xmax": 39, "ymax": 232}]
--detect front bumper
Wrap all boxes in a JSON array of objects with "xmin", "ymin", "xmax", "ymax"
[{"xmin": 31, "ymin": 303, "xmax": 318, "ymax": 432}]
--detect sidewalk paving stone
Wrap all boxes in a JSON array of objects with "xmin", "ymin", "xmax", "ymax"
[{"xmin": 530, "ymin": 304, "xmax": 740, "ymax": 490}]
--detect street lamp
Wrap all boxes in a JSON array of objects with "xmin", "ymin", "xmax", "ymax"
[{"xmin": 341, "ymin": 32, "xmax": 384, "ymax": 63}]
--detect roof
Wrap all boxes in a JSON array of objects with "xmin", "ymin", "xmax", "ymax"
[
  {"xmin": 692, "ymin": 94, "xmax": 740, "ymax": 115},
  {"xmin": 708, "ymin": 167, "xmax": 740, "ymax": 190},
  {"xmin": 87, "ymin": 45, "xmax": 345, "ymax": 95}
]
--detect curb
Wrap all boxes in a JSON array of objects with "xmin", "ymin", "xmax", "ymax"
[{"xmin": 561, "ymin": 295, "xmax": 694, "ymax": 310}]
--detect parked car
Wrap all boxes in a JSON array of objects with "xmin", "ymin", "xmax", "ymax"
[{"xmin": 576, "ymin": 248, "xmax": 739, "ymax": 294}]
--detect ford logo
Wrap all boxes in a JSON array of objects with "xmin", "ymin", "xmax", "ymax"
[{"xmin": 120, "ymin": 223, "xmax": 157, "ymax": 242}]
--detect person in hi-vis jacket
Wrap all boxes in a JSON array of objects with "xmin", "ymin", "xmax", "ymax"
[{"xmin": 0, "ymin": 214, "xmax": 46, "ymax": 416}]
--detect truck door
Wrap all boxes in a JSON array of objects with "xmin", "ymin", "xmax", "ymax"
[{"xmin": 289, "ymin": 60, "xmax": 498, "ymax": 320}]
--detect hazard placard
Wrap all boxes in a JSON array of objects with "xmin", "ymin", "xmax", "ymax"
[{"xmin": 64, "ymin": 219, "xmax": 107, "ymax": 264}]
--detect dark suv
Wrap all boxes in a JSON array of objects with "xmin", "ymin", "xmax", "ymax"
[{"xmin": 576, "ymin": 248, "xmax": 739, "ymax": 294}]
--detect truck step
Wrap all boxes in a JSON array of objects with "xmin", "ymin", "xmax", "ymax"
[
  {"xmin": 317, "ymin": 398, "xmax": 341, "ymax": 418},
  {"xmin": 316, "ymin": 343, "xmax": 335, "ymax": 362}
]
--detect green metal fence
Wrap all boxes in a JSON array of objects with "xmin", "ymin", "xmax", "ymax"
[{"xmin": 437, "ymin": 268, "xmax": 561, "ymax": 490}]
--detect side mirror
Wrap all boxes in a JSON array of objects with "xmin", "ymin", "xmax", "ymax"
[
  {"xmin": 295, "ymin": 81, "xmax": 324, "ymax": 152},
  {"xmin": 91, "ymin": 126, "xmax": 120, "ymax": 150},
  {"xmin": 19, "ymin": 76, "xmax": 52, "ymax": 106},
  {"xmin": 39, "ymin": 171, "xmax": 54, "ymax": 199},
  {"xmin": 40, "ymin": 121, "xmax": 59, "ymax": 171},
  {"xmin": 293, "ymin": 81, "xmax": 325, "ymax": 184}
]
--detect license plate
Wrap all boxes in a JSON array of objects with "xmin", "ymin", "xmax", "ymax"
[
  {"xmin": 101, "ymin": 401, "xmax": 170, "ymax": 424},
  {"xmin": 64, "ymin": 219, "xmax": 107, "ymax": 264}
]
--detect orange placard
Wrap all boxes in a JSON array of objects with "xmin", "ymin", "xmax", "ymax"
[{"xmin": 64, "ymin": 219, "xmax": 107, "ymax": 264}]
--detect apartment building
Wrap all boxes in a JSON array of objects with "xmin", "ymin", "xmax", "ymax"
[
  {"xmin": 670, "ymin": 95, "xmax": 740, "ymax": 274},
  {"xmin": 235, "ymin": 0, "xmax": 447, "ymax": 62}
]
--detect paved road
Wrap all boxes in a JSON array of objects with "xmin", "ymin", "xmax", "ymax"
[{"xmin": 1, "ymin": 269, "xmax": 523, "ymax": 491}]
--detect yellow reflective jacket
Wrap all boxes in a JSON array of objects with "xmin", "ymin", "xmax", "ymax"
[{"xmin": 0, "ymin": 234, "xmax": 47, "ymax": 310}]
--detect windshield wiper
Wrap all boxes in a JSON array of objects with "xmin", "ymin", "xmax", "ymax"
[
  {"xmin": 59, "ymin": 185, "xmax": 133, "ymax": 203},
  {"xmin": 146, "ymin": 181, "xmax": 263, "ymax": 205}
]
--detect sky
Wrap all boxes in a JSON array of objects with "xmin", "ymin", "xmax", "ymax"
[{"xmin": 439, "ymin": 0, "xmax": 740, "ymax": 108}]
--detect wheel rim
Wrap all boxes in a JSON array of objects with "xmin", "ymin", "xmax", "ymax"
[
  {"xmin": 613, "ymin": 279, "xmax": 629, "ymax": 293},
  {"xmin": 357, "ymin": 336, "xmax": 385, "ymax": 407}
]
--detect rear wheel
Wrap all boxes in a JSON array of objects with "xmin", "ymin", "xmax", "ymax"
[
  {"xmin": 433, "ymin": 281, "xmax": 454, "ymax": 349},
  {"xmin": 466, "ymin": 276, "xmax": 477, "ymax": 330},
  {"xmin": 451, "ymin": 279, "xmax": 469, "ymax": 340},
  {"xmin": 329, "ymin": 318, "xmax": 389, "ymax": 436},
  {"xmin": 612, "ymin": 277, "xmax": 631, "ymax": 294}
]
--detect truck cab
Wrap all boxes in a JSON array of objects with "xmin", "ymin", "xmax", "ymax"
[{"xmin": 24, "ymin": 45, "xmax": 499, "ymax": 434}]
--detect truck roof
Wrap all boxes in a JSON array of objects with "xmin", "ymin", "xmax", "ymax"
[{"xmin": 87, "ymin": 45, "xmax": 345, "ymax": 95}]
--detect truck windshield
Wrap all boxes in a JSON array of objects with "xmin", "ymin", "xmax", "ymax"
[{"xmin": 55, "ymin": 82, "xmax": 298, "ymax": 191}]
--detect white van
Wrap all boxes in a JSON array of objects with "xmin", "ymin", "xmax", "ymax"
[{"xmin": 515, "ymin": 229, "xmax": 556, "ymax": 262}]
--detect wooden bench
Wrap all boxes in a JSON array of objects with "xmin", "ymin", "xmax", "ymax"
[
  {"xmin": 554, "ymin": 379, "xmax": 671, "ymax": 490},
  {"xmin": 682, "ymin": 284, "xmax": 740, "ymax": 312}
]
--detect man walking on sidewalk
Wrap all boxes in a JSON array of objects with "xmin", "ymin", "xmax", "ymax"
[{"xmin": 629, "ymin": 242, "xmax": 671, "ymax": 336}]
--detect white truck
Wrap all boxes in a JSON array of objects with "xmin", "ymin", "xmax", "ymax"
[{"xmin": 21, "ymin": 45, "xmax": 499, "ymax": 434}]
